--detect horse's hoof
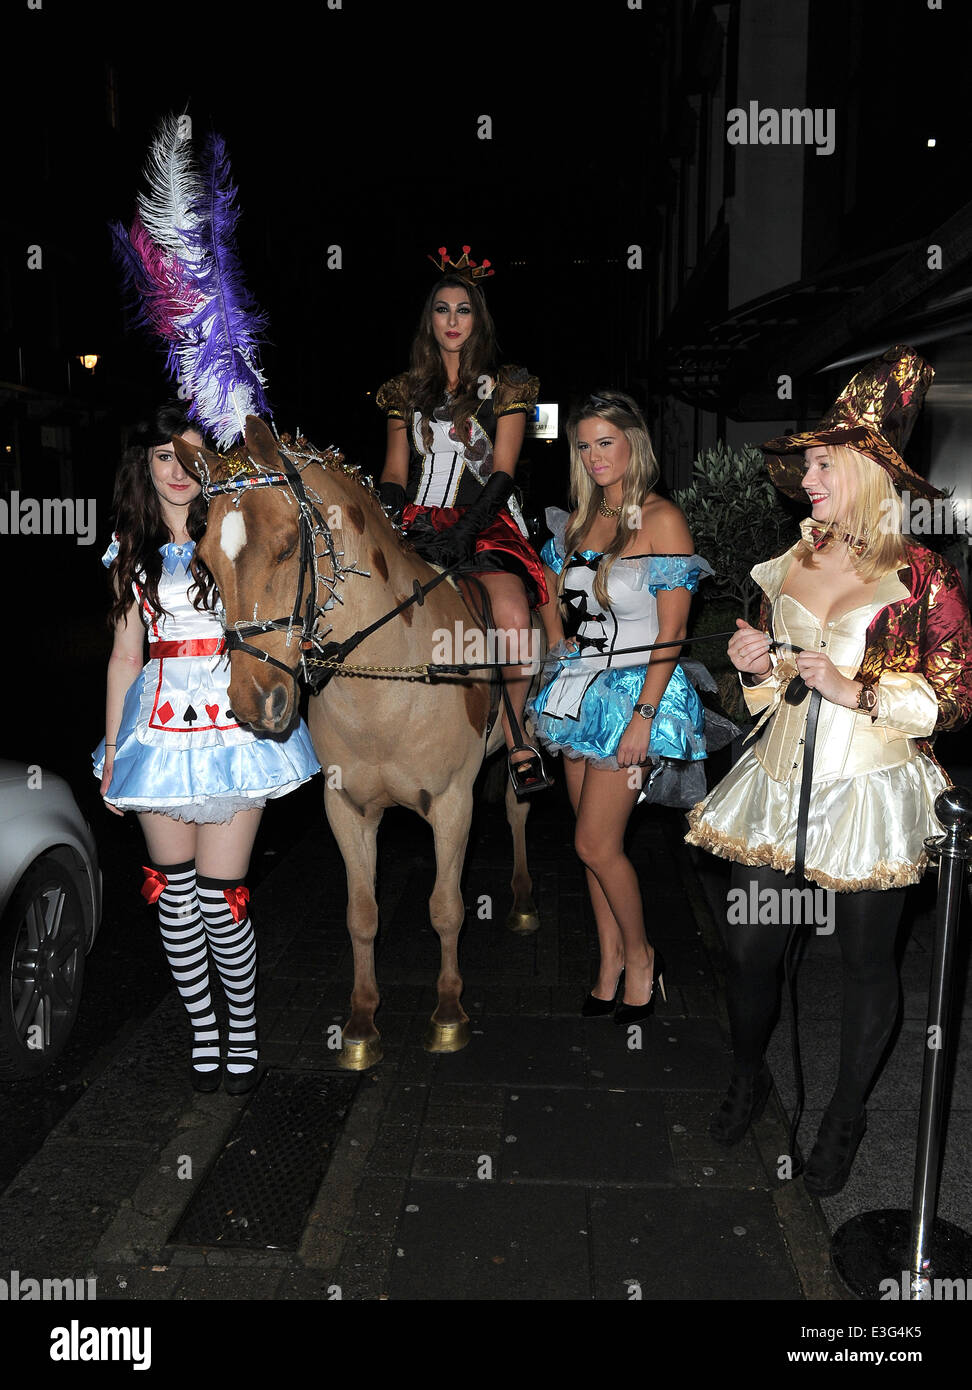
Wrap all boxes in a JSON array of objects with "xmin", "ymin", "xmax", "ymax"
[
  {"xmin": 505, "ymin": 903, "xmax": 540, "ymax": 935},
  {"xmin": 423, "ymin": 1018, "xmax": 471, "ymax": 1053},
  {"xmin": 338, "ymin": 1033, "xmax": 383, "ymax": 1070}
]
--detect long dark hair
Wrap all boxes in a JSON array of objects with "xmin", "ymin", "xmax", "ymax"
[
  {"xmin": 107, "ymin": 401, "xmax": 215, "ymax": 627},
  {"xmin": 407, "ymin": 275, "xmax": 499, "ymax": 450}
]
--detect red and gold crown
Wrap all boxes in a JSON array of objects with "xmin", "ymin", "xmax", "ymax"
[{"xmin": 427, "ymin": 244, "xmax": 495, "ymax": 286}]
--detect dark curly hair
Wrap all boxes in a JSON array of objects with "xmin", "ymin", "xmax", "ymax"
[
  {"xmin": 406, "ymin": 275, "xmax": 499, "ymax": 451},
  {"xmin": 107, "ymin": 401, "xmax": 215, "ymax": 627}
]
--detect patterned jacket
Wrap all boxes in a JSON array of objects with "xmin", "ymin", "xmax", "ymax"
[{"xmin": 753, "ymin": 537, "xmax": 972, "ymax": 768}]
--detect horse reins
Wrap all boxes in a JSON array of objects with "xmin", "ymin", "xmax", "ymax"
[{"xmin": 201, "ymin": 444, "xmax": 460, "ymax": 690}]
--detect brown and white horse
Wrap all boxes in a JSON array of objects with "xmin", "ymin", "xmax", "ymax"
[{"xmin": 175, "ymin": 416, "xmax": 542, "ymax": 1069}]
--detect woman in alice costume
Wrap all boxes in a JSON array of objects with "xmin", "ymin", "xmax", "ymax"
[
  {"xmin": 376, "ymin": 247, "xmax": 550, "ymax": 795},
  {"xmin": 530, "ymin": 391, "xmax": 731, "ymax": 1021},
  {"xmin": 93, "ymin": 402, "xmax": 319, "ymax": 1093},
  {"xmin": 686, "ymin": 347, "xmax": 972, "ymax": 1195}
]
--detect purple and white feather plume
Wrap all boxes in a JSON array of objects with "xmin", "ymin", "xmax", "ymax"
[
  {"xmin": 174, "ymin": 131, "xmax": 272, "ymax": 450},
  {"xmin": 111, "ymin": 113, "xmax": 272, "ymax": 450}
]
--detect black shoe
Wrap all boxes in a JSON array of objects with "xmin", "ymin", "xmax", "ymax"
[
  {"xmin": 223, "ymin": 1063, "xmax": 260, "ymax": 1096},
  {"xmin": 614, "ymin": 951, "xmax": 666, "ymax": 1025},
  {"xmin": 191, "ymin": 1065, "xmax": 221, "ymax": 1093},
  {"xmin": 709, "ymin": 1063, "xmax": 773, "ymax": 1145},
  {"xmin": 582, "ymin": 970, "xmax": 624, "ymax": 1017},
  {"xmin": 508, "ymin": 745, "xmax": 553, "ymax": 797},
  {"xmin": 803, "ymin": 1109, "xmax": 866, "ymax": 1197}
]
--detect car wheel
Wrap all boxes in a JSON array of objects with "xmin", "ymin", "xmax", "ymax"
[{"xmin": 0, "ymin": 856, "xmax": 86, "ymax": 1077}]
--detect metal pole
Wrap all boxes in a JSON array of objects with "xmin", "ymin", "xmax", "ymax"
[
  {"xmin": 830, "ymin": 785, "xmax": 972, "ymax": 1300},
  {"xmin": 908, "ymin": 786, "xmax": 972, "ymax": 1297}
]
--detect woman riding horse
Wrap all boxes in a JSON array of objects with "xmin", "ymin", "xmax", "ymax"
[{"xmin": 376, "ymin": 248, "xmax": 550, "ymax": 796}]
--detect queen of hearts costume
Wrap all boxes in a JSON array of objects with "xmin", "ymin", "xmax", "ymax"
[
  {"xmin": 375, "ymin": 363, "xmax": 548, "ymax": 606},
  {"xmin": 92, "ymin": 537, "xmax": 320, "ymax": 820}
]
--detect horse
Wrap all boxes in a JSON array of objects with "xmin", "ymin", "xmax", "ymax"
[{"xmin": 174, "ymin": 415, "xmax": 544, "ymax": 1070}]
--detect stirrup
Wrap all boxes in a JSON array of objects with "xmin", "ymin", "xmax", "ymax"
[{"xmin": 508, "ymin": 744, "xmax": 553, "ymax": 796}]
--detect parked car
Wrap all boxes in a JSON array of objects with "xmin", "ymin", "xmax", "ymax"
[{"xmin": 0, "ymin": 761, "xmax": 102, "ymax": 1076}]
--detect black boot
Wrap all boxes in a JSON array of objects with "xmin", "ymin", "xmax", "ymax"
[
  {"xmin": 709, "ymin": 1063, "xmax": 773, "ymax": 1145},
  {"xmin": 803, "ymin": 1108, "xmax": 866, "ymax": 1197}
]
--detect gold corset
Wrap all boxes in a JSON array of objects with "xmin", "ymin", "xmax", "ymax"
[{"xmin": 742, "ymin": 553, "xmax": 938, "ymax": 784}]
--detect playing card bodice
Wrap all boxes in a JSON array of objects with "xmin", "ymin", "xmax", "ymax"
[
  {"xmin": 129, "ymin": 543, "xmax": 249, "ymax": 746},
  {"xmin": 92, "ymin": 538, "xmax": 319, "ymax": 818}
]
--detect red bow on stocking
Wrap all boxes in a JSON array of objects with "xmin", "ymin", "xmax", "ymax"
[
  {"xmin": 223, "ymin": 884, "xmax": 250, "ymax": 924},
  {"xmin": 140, "ymin": 865, "xmax": 168, "ymax": 905}
]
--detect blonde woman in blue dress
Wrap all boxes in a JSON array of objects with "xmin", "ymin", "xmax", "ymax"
[
  {"xmin": 93, "ymin": 403, "xmax": 319, "ymax": 1093},
  {"xmin": 531, "ymin": 392, "xmax": 717, "ymax": 1021}
]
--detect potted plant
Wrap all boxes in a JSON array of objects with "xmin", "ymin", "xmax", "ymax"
[{"xmin": 675, "ymin": 442, "xmax": 793, "ymax": 721}]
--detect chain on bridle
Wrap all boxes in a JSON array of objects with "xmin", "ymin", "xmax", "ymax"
[{"xmin": 198, "ymin": 439, "xmax": 373, "ymax": 687}]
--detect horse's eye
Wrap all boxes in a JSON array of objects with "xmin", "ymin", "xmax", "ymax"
[{"xmin": 276, "ymin": 540, "xmax": 297, "ymax": 563}]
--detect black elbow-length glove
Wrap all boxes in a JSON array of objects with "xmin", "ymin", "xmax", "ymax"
[
  {"xmin": 410, "ymin": 472, "xmax": 515, "ymax": 569},
  {"xmin": 378, "ymin": 480, "xmax": 407, "ymax": 523}
]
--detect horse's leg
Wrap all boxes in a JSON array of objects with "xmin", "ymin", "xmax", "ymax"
[
  {"xmin": 324, "ymin": 783, "xmax": 385, "ymax": 1070},
  {"xmin": 504, "ymin": 776, "xmax": 540, "ymax": 934},
  {"xmin": 423, "ymin": 783, "xmax": 475, "ymax": 1053}
]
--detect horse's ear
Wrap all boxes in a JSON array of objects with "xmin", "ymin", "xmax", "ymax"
[
  {"xmin": 244, "ymin": 415, "xmax": 278, "ymax": 465},
  {"xmin": 173, "ymin": 434, "xmax": 220, "ymax": 481}
]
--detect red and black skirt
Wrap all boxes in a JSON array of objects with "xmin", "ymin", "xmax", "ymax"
[{"xmin": 402, "ymin": 504, "xmax": 548, "ymax": 609}]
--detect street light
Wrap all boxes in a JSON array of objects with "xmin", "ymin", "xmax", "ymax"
[{"xmin": 78, "ymin": 354, "xmax": 99, "ymax": 372}]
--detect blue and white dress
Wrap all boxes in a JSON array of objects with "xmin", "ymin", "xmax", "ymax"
[
  {"xmin": 529, "ymin": 508, "xmax": 732, "ymax": 807},
  {"xmin": 92, "ymin": 538, "xmax": 320, "ymax": 822}
]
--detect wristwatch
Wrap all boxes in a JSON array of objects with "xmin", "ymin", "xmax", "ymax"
[
  {"xmin": 634, "ymin": 702, "xmax": 657, "ymax": 721},
  {"xmin": 856, "ymin": 684, "xmax": 878, "ymax": 714}
]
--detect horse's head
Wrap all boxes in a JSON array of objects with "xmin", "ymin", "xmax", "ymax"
[{"xmin": 174, "ymin": 416, "xmax": 318, "ymax": 733}]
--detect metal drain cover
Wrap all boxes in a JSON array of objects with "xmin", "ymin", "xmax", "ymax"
[{"xmin": 170, "ymin": 1070, "xmax": 359, "ymax": 1250}]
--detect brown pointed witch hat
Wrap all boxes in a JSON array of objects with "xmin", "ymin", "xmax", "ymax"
[{"xmin": 761, "ymin": 345, "xmax": 941, "ymax": 500}]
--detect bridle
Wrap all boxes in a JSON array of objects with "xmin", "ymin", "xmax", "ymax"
[
  {"xmin": 197, "ymin": 437, "xmax": 457, "ymax": 691},
  {"xmin": 199, "ymin": 440, "xmax": 371, "ymax": 688}
]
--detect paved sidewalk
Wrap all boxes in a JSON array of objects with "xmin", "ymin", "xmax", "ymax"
[{"xmin": 0, "ymin": 770, "xmax": 968, "ymax": 1309}]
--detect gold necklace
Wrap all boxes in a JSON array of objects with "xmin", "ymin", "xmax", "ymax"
[{"xmin": 598, "ymin": 498, "xmax": 622, "ymax": 518}]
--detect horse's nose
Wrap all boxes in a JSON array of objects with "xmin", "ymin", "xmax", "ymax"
[{"xmin": 264, "ymin": 682, "xmax": 290, "ymax": 728}]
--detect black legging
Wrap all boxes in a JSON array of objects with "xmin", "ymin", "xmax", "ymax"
[{"xmin": 722, "ymin": 863, "xmax": 906, "ymax": 1118}]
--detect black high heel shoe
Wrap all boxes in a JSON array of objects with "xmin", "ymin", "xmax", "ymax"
[
  {"xmin": 191, "ymin": 1064, "xmax": 221, "ymax": 1093},
  {"xmin": 709, "ymin": 1063, "xmax": 773, "ymax": 1145},
  {"xmin": 508, "ymin": 745, "xmax": 553, "ymax": 797},
  {"xmin": 223, "ymin": 1063, "xmax": 260, "ymax": 1096},
  {"xmin": 581, "ymin": 969, "xmax": 624, "ymax": 1017},
  {"xmin": 613, "ymin": 951, "xmax": 666, "ymax": 1025},
  {"xmin": 803, "ymin": 1108, "xmax": 866, "ymax": 1196}
]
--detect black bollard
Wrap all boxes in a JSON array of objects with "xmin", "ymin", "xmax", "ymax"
[{"xmin": 830, "ymin": 786, "xmax": 972, "ymax": 1300}]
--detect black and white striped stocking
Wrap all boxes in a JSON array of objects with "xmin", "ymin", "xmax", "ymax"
[
  {"xmin": 196, "ymin": 874, "xmax": 258, "ymax": 1078},
  {"xmin": 145, "ymin": 861, "xmax": 220, "ymax": 1078}
]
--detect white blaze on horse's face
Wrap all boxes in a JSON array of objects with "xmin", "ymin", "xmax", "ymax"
[{"xmin": 219, "ymin": 509, "xmax": 247, "ymax": 564}]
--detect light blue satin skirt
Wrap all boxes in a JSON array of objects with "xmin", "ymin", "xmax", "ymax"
[{"xmin": 93, "ymin": 668, "xmax": 320, "ymax": 822}]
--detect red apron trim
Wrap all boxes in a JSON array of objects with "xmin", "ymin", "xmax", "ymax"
[{"xmin": 149, "ymin": 638, "xmax": 226, "ymax": 658}]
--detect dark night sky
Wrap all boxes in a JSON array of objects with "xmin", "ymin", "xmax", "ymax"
[
  {"xmin": 7, "ymin": 0, "xmax": 669, "ymax": 484},
  {"xmin": 7, "ymin": 1, "xmax": 971, "ymax": 462}
]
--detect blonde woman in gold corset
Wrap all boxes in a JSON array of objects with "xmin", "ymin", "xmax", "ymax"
[{"xmin": 686, "ymin": 347, "xmax": 972, "ymax": 1197}]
